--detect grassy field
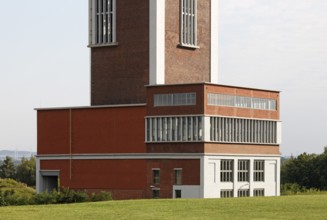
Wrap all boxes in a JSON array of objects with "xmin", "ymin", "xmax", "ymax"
[{"xmin": 1, "ymin": 194, "xmax": 327, "ymax": 220}]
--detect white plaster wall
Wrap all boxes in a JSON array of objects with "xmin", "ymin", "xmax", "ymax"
[
  {"xmin": 210, "ymin": 0, "xmax": 219, "ymax": 83},
  {"xmin": 173, "ymin": 185, "xmax": 202, "ymax": 198},
  {"xmin": 149, "ymin": 0, "xmax": 165, "ymax": 85},
  {"xmin": 203, "ymin": 155, "xmax": 280, "ymax": 198},
  {"xmin": 36, "ymin": 158, "xmax": 41, "ymax": 193}
]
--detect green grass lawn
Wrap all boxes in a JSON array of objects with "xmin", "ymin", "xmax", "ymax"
[{"xmin": 1, "ymin": 194, "xmax": 327, "ymax": 220}]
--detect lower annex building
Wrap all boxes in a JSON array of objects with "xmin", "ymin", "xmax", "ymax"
[{"xmin": 36, "ymin": 83, "xmax": 281, "ymax": 199}]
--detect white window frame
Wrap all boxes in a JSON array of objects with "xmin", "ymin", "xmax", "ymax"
[
  {"xmin": 220, "ymin": 160, "xmax": 233, "ymax": 182},
  {"xmin": 220, "ymin": 189, "xmax": 233, "ymax": 198},
  {"xmin": 208, "ymin": 93, "xmax": 277, "ymax": 111},
  {"xmin": 209, "ymin": 116, "xmax": 278, "ymax": 145},
  {"xmin": 238, "ymin": 189, "xmax": 250, "ymax": 197},
  {"xmin": 238, "ymin": 160, "xmax": 250, "ymax": 182},
  {"xmin": 89, "ymin": 0, "xmax": 117, "ymax": 47},
  {"xmin": 180, "ymin": 0, "xmax": 199, "ymax": 48},
  {"xmin": 154, "ymin": 93, "xmax": 196, "ymax": 107},
  {"xmin": 254, "ymin": 160, "xmax": 265, "ymax": 182},
  {"xmin": 145, "ymin": 116, "xmax": 204, "ymax": 143},
  {"xmin": 253, "ymin": 189, "xmax": 265, "ymax": 197}
]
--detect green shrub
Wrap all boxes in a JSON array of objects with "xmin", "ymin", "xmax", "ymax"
[
  {"xmin": 0, "ymin": 188, "xmax": 34, "ymax": 206},
  {"xmin": 0, "ymin": 179, "xmax": 111, "ymax": 206},
  {"xmin": 57, "ymin": 188, "xmax": 88, "ymax": 203},
  {"xmin": 281, "ymin": 183, "xmax": 322, "ymax": 195},
  {"xmin": 90, "ymin": 191, "xmax": 112, "ymax": 202},
  {"xmin": 34, "ymin": 191, "xmax": 58, "ymax": 204}
]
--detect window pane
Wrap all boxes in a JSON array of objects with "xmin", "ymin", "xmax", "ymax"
[
  {"xmin": 153, "ymin": 169, "xmax": 160, "ymax": 185},
  {"xmin": 91, "ymin": 0, "xmax": 115, "ymax": 45}
]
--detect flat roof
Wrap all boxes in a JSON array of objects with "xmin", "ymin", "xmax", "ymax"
[
  {"xmin": 35, "ymin": 103, "xmax": 146, "ymax": 111},
  {"xmin": 145, "ymin": 82, "xmax": 280, "ymax": 93}
]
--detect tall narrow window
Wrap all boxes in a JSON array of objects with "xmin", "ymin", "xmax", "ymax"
[
  {"xmin": 254, "ymin": 160, "xmax": 265, "ymax": 182},
  {"xmin": 175, "ymin": 190, "xmax": 182, "ymax": 198},
  {"xmin": 152, "ymin": 189, "xmax": 160, "ymax": 199},
  {"xmin": 221, "ymin": 160, "xmax": 233, "ymax": 182},
  {"xmin": 174, "ymin": 169, "xmax": 183, "ymax": 185},
  {"xmin": 90, "ymin": 0, "xmax": 116, "ymax": 46},
  {"xmin": 238, "ymin": 160, "xmax": 249, "ymax": 182},
  {"xmin": 180, "ymin": 0, "xmax": 198, "ymax": 47},
  {"xmin": 153, "ymin": 169, "xmax": 160, "ymax": 185}
]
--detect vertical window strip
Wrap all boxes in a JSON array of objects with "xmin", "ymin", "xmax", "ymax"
[
  {"xmin": 91, "ymin": 0, "xmax": 115, "ymax": 45},
  {"xmin": 221, "ymin": 160, "xmax": 233, "ymax": 182},
  {"xmin": 152, "ymin": 169, "xmax": 160, "ymax": 185},
  {"xmin": 254, "ymin": 189, "xmax": 265, "ymax": 197},
  {"xmin": 181, "ymin": 0, "xmax": 197, "ymax": 46},
  {"xmin": 221, "ymin": 189, "xmax": 233, "ymax": 198},
  {"xmin": 208, "ymin": 117, "xmax": 278, "ymax": 144},
  {"xmin": 254, "ymin": 160, "xmax": 265, "ymax": 182},
  {"xmin": 238, "ymin": 189, "xmax": 250, "ymax": 197},
  {"xmin": 146, "ymin": 116, "xmax": 204, "ymax": 142},
  {"xmin": 174, "ymin": 169, "xmax": 183, "ymax": 185},
  {"xmin": 238, "ymin": 160, "xmax": 249, "ymax": 182}
]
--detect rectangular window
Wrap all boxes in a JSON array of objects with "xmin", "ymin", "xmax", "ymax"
[
  {"xmin": 238, "ymin": 189, "xmax": 250, "ymax": 197},
  {"xmin": 146, "ymin": 116, "xmax": 203, "ymax": 142},
  {"xmin": 209, "ymin": 117, "xmax": 278, "ymax": 144},
  {"xmin": 254, "ymin": 160, "xmax": 265, "ymax": 182},
  {"xmin": 221, "ymin": 160, "xmax": 233, "ymax": 182},
  {"xmin": 89, "ymin": 0, "xmax": 116, "ymax": 46},
  {"xmin": 208, "ymin": 93, "xmax": 277, "ymax": 111},
  {"xmin": 175, "ymin": 190, "xmax": 182, "ymax": 198},
  {"xmin": 152, "ymin": 189, "xmax": 160, "ymax": 199},
  {"xmin": 238, "ymin": 160, "xmax": 249, "ymax": 182},
  {"xmin": 220, "ymin": 189, "xmax": 233, "ymax": 198},
  {"xmin": 154, "ymin": 93, "xmax": 196, "ymax": 107},
  {"xmin": 174, "ymin": 169, "xmax": 183, "ymax": 185},
  {"xmin": 254, "ymin": 189, "xmax": 265, "ymax": 197},
  {"xmin": 152, "ymin": 169, "xmax": 160, "ymax": 185},
  {"xmin": 180, "ymin": 0, "xmax": 198, "ymax": 47}
]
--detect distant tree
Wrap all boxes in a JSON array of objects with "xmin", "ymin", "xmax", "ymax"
[
  {"xmin": 16, "ymin": 157, "xmax": 36, "ymax": 186},
  {"xmin": 0, "ymin": 156, "xmax": 16, "ymax": 179},
  {"xmin": 281, "ymin": 148, "xmax": 327, "ymax": 190}
]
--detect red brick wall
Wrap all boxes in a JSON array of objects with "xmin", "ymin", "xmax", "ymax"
[
  {"xmin": 165, "ymin": 0, "xmax": 211, "ymax": 84},
  {"xmin": 204, "ymin": 84, "xmax": 280, "ymax": 120},
  {"xmin": 41, "ymin": 159, "xmax": 147, "ymax": 200},
  {"xmin": 37, "ymin": 110, "xmax": 70, "ymax": 154},
  {"xmin": 146, "ymin": 83, "xmax": 280, "ymax": 120},
  {"xmin": 147, "ymin": 143, "xmax": 204, "ymax": 153},
  {"xmin": 146, "ymin": 84, "xmax": 205, "ymax": 116},
  {"xmin": 40, "ymin": 158, "xmax": 200, "ymax": 200},
  {"xmin": 204, "ymin": 143, "xmax": 280, "ymax": 155},
  {"xmin": 146, "ymin": 159, "xmax": 200, "ymax": 198},
  {"xmin": 37, "ymin": 106, "xmax": 146, "ymax": 155},
  {"xmin": 91, "ymin": 0, "xmax": 149, "ymax": 105}
]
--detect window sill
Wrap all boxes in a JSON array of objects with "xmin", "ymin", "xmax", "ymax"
[
  {"xmin": 88, "ymin": 42, "xmax": 119, "ymax": 48},
  {"xmin": 178, "ymin": 43, "xmax": 200, "ymax": 49}
]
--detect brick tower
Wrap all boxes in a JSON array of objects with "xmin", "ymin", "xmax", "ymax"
[{"xmin": 36, "ymin": 0, "xmax": 281, "ymax": 199}]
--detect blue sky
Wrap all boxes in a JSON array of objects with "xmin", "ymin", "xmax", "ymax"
[{"xmin": 1, "ymin": 0, "xmax": 327, "ymax": 155}]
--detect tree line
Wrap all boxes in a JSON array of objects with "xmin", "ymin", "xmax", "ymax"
[
  {"xmin": 0, "ymin": 156, "xmax": 35, "ymax": 187},
  {"xmin": 281, "ymin": 147, "xmax": 327, "ymax": 192},
  {"xmin": 2, "ymin": 149, "xmax": 327, "ymax": 194}
]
